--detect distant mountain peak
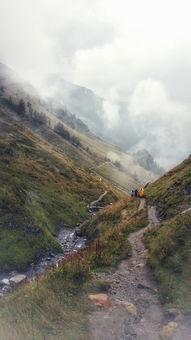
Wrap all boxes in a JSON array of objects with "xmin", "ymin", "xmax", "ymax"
[{"xmin": 133, "ymin": 149, "xmax": 164, "ymax": 175}]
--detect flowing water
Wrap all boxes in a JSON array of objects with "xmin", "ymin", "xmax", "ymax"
[{"xmin": 0, "ymin": 191, "xmax": 108, "ymax": 297}]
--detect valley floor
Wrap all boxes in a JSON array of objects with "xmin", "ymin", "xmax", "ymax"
[{"xmin": 89, "ymin": 201, "xmax": 191, "ymax": 340}]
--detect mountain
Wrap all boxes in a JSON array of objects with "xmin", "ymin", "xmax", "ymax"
[
  {"xmin": 44, "ymin": 75, "xmax": 104, "ymax": 134},
  {"xmin": 43, "ymin": 74, "xmax": 164, "ymax": 172},
  {"xmin": 133, "ymin": 149, "xmax": 164, "ymax": 175}
]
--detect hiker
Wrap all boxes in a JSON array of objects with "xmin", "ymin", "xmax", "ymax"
[
  {"xmin": 131, "ymin": 189, "xmax": 135, "ymax": 197},
  {"xmin": 135, "ymin": 189, "xmax": 138, "ymax": 197},
  {"xmin": 139, "ymin": 188, "xmax": 145, "ymax": 198}
]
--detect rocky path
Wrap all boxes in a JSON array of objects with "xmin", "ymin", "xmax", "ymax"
[{"xmin": 89, "ymin": 201, "xmax": 188, "ymax": 340}]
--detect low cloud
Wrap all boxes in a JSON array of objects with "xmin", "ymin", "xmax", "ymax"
[
  {"xmin": 129, "ymin": 79, "xmax": 191, "ymax": 168},
  {"xmin": 0, "ymin": 0, "xmax": 191, "ymax": 168},
  {"xmin": 102, "ymin": 100, "xmax": 120, "ymax": 130},
  {"xmin": 107, "ymin": 151, "xmax": 120, "ymax": 163}
]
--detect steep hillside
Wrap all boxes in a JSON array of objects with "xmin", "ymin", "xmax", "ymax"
[
  {"xmin": 0, "ymin": 110, "xmax": 121, "ymax": 272},
  {"xmin": 143, "ymin": 156, "xmax": 191, "ymax": 310}
]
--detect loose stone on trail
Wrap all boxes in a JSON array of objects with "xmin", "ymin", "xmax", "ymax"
[
  {"xmin": 88, "ymin": 294, "xmax": 111, "ymax": 308},
  {"xmin": 159, "ymin": 321, "xmax": 178, "ymax": 339},
  {"xmin": 120, "ymin": 301, "xmax": 138, "ymax": 315}
]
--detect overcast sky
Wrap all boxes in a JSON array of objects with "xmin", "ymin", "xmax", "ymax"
[{"xmin": 0, "ymin": 0, "xmax": 191, "ymax": 168}]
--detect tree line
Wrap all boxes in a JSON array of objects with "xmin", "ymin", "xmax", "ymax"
[{"xmin": 5, "ymin": 96, "xmax": 81, "ymax": 147}]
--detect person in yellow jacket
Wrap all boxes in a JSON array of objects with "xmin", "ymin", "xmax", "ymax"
[{"xmin": 138, "ymin": 188, "xmax": 145, "ymax": 198}]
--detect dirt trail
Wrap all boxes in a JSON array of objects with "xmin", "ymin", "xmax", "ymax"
[
  {"xmin": 90, "ymin": 191, "xmax": 108, "ymax": 206},
  {"xmin": 89, "ymin": 200, "xmax": 189, "ymax": 340}
]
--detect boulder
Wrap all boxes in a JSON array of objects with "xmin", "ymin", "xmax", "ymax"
[
  {"xmin": 0, "ymin": 278, "xmax": 10, "ymax": 286},
  {"xmin": 160, "ymin": 322, "xmax": 177, "ymax": 339},
  {"xmin": 75, "ymin": 228, "xmax": 82, "ymax": 237},
  {"xmin": 88, "ymin": 293, "xmax": 111, "ymax": 307},
  {"xmin": 121, "ymin": 301, "xmax": 138, "ymax": 316},
  {"xmin": 9, "ymin": 274, "xmax": 27, "ymax": 286}
]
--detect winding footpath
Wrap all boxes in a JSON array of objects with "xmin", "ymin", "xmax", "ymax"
[
  {"xmin": 89, "ymin": 199, "xmax": 191, "ymax": 340},
  {"xmin": 89, "ymin": 191, "xmax": 108, "ymax": 207}
]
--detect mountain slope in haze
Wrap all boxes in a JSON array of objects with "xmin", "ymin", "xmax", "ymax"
[
  {"xmin": 0, "ymin": 62, "xmax": 157, "ymax": 193},
  {"xmin": 133, "ymin": 149, "xmax": 164, "ymax": 175},
  {"xmin": 44, "ymin": 75, "xmax": 103, "ymax": 133},
  {"xmin": 143, "ymin": 155, "xmax": 191, "ymax": 310},
  {"xmin": 43, "ymin": 74, "xmax": 164, "ymax": 174}
]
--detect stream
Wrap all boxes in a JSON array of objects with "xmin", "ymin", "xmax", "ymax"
[{"xmin": 0, "ymin": 191, "xmax": 108, "ymax": 297}]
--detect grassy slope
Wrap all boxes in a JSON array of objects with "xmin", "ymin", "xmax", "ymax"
[
  {"xmin": 146, "ymin": 156, "xmax": 191, "ymax": 219},
  {"xmin": 143, "ymin": 156, "xmax": 191, "ymax": 310},
  {"xmin": 0, "ymin": 111, "xmax": 122, "ymax": 272}
]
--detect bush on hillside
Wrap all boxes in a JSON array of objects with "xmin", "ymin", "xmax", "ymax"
[
  {"xmin": 54, "ymin": 122, "xmax": 71, "ymax": 140},
  {"xmin": 31, "ymin": 110, "xmax": 50, "ymax": 126},
  {"xmin": 17, "ymin": 99, "xmax": 26, "ymax": 115},
  {"xmin": 54, "ymin": 122, "xmax": 81, "ymax": 146}
]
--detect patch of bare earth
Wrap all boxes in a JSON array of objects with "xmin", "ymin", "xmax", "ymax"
[{"xmin": 88, "ymin": 200, "xmax": 191, "ymax": 340}]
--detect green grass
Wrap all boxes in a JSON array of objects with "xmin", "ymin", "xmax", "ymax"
[
  {"xmin": 143, "ymin": 211, "xmax": 191, "ymax": 311},
  {"xmin": 143, "ymin": 155, "xmax": 191, "ymax": 311},
  {"xmin": 146, "ymin": 156, "xmax": 191, "ymax": 219},
  {"xmin": 0, "ymin": 252, "xmax": 93, "ymax": 340},
  {"xmin": 0, "ymin": 229, "xmax": 60, "ymax": 272}
]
